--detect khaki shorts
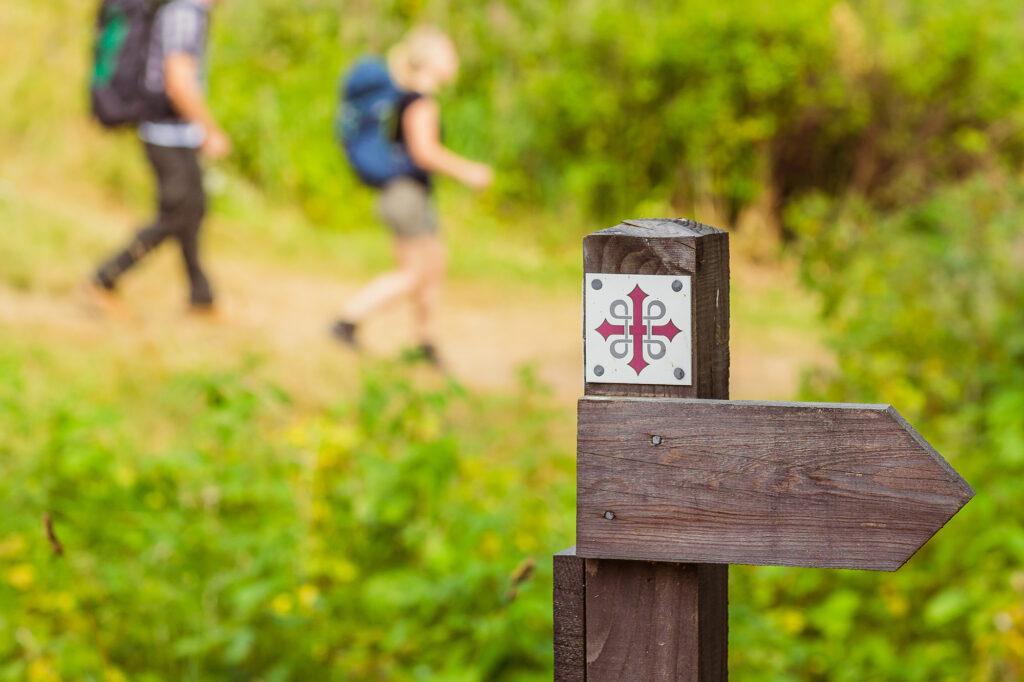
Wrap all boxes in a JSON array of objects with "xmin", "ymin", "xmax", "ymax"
[{"xmin": 377, "ymin": 177, "xmax": 438, "ymax": 239}]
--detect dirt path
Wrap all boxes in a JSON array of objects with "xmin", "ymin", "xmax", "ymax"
[
  {"xmin": 0, "ymin": 244, "xmax": 826, "ymax": 407},
  {"xmin": 0, "ymin": 166, "xmax": 828, "ymax": 406}
]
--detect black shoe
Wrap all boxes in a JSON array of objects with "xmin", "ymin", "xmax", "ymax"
[
  {"xmin": 415, "ymin": 343, "xmax": 443, "ymax": 369},
  {"xmin": 330, "ymin": 319, "xmax": 359, "ymax": 349}
]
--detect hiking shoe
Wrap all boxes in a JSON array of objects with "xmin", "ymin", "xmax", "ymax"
[
  {"xmin": 79, "ymin": 279, "xmax": 128, "ymax": 318},
  {"xmin": 330, "ymin": 319, "xmax": 360, "ymax": 350},
  {"xmin": 187, "ymin": 302, "xmax": 223, "ymax": 322},
  {"xmin": 414, "ymin": 343, "xmax": 444, "ymax": 369}
]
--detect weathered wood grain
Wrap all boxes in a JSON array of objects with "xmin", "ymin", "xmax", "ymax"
[
  {"xmin": 585, "ymin": 560, "xmax": 727, "ymax": 682},
  {"xmin": 554, "ymin": 547, "xmax": 587, "ymax": 682},
  {"xmin": 583, "ymin": 218, "xmax": 729, "ymax": 399},
  {"xmin": 576, "ymin": 218, "xmax": 730, "ymax": 681},
  {"xmin": 577, "ymin": 398, "xmax": 975, "ymax": 570}
]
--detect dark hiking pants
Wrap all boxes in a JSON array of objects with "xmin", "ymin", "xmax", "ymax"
[{"xmin": 95, "ymin": 142, "xmax": 213, "ymax": 306}]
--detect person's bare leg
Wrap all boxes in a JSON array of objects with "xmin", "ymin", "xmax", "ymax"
[
  {"xmin": 413, "ymin": 236, "xmax": 446, "ymax": 345},
  {"xmin": 341, "ymin": 238, "xmax": 423, "ymax": 323}
]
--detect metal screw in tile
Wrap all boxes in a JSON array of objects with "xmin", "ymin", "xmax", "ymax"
[
  {"xmin": 672, "ymin": 280, "xmax": 683, "ymax": 292},
  {"xmin": 594, "ymin": 365, "xmax": 605, "ymax": 377},
  {"xmin": 592, "ymin": 279, "xmax": 603, "ymax": 290},
  {"xmin": 674, "ymin": 368, "xmax": 685, "ymax": 380}
]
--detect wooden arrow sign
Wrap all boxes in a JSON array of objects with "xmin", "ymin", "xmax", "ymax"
[{"xmin": 576, "ymin": 397, "xmax": 974, "ymax": 571}]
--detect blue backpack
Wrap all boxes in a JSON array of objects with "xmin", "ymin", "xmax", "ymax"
[{"xmin": 336, "ymin": 58, "xmax": 419, "ymax": 187}]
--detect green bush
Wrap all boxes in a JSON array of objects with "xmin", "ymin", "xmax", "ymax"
[
  {"xmin": 0, "ymin": 349, "xmax": 574, "ymax": 681},
  {"xmin": 723, "ymin": 175, "xmax": 1024, "ymax": 681},
  {"xmin": 210, "ymin": 0, "xmax": 1024, "ymax": 229},
  {"xmin": 11, "ymin": 0, "xmax": 1024, "ymax": 236}
]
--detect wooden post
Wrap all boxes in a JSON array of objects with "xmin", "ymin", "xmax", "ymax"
[
  {"xmin": 582, "ymin": 218, "xmax": 729, "ymax": 401},
  {"xmin": 553, "ymin": 218, "xmax": 972, "ymax": 681},
  {"xmin": 553, "ymin": 218, "xmax": 730, "ymax": 681},
  {"xmin": 584, "ymin": 560, "xmax": 727, "ymax": 681},
  {"xmin": 583, "ymin": 219, "xmax": 729, "ymax": 681},
  {"xmin": 554, "ymin": 547, "xmax": 586, "ymax": 682}
]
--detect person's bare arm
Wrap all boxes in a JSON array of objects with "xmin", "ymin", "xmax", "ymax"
[
  {"xmin": 165, "ymin": 52, "xmax": 230, "ymax": 158},
  {"xmin": 403, "ymin": 98, "xmax": 492, "ymax": 189}
]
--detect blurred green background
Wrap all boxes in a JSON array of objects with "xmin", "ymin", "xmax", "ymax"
[{"xmin": 2, "ymin": 0, "xmax": 1023, "ymax": 680}]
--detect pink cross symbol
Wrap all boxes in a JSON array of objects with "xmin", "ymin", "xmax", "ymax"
[{"xmin": 596, "ymin": 285, "xmax": 682, "ymax": 375}]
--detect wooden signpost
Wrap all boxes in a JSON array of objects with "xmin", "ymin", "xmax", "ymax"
[{"xmin": 553, "ymin": 218, "xmax": 973, "ymax": 681}]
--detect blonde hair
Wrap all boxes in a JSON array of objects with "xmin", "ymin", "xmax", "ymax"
[{"xmin": 387, "ymin": 26, "xmax": 457, "ymax": 92}]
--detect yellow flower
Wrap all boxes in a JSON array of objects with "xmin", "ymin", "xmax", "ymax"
[
  {"xmin": 114, "ymin": 464, "xmax": 136, "ymax": 487},
  {"xmin": 299, "ymin": 584, "xmax": 320, "ymax": 609},
  {"xmin": 285, "ymin": 423, "xmax": 309, "ymax": 448},
  {"xmin": 332, "ymin": 559, "xmax": 359, "ymax": 583},
  {"xmin": 27, "ymin": 659, "xmax": 58, "ymax": 682},
  {"xmin": 54, "ymin": 592, "xmax": 76, "ymax": 613},
  {"xmin": 515, "ymin": 531, "xmax": 538, "ymax": 553},
  {"xmin": 413, "ymin": 414, "xmax": 441, "ymax": 441},
  {"xmin": 271, "ymin": 593, "xmax": 294, "ymax": 615},
  {"xmin": 460, "ymin": 458, "xmax": 484, "ymax": 478},
  {"xmin": 104, "ymin": 668, "xmax": 128, "ymax": 682},
  {"xmin": 5, "ymin": 564, "xmax": 35, "ymax": 590},
  {"xmin": 310, "ymin": 501, "xmax": 330, "ymax": 523},
  {"xmin": 882, "ymin": 587, "xmax": 909, "ymax": 618},
  {"xmin": 0, "ymin": 534, "xmax": 26, "ymax": 558},
  {"xmin": 325, "ymin": 423, "xmax": 359, "ymax": 451},
  {"xmin": 776, "ymin": 609, "xmax": 806, "ymax": 635},
  {"xmin": 480, "ymin": 531, "xmax": 501, "ymax": 559}
]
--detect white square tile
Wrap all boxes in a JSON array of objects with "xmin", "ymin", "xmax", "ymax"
[{"xmin": 584, "ymin": 273, "xmax": 692, "ymax": 386}]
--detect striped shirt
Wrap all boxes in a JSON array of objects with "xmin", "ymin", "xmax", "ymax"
[{"xmin": 138, "ymin": 0, "xmax": 210, "ymax": 149}]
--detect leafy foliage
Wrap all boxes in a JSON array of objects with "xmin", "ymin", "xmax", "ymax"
[
  {"xmin": 211, "ymin": 0, "xmax": 1024, "ymax": 229},
  {"xmin": 0, "ymin": 349, "xmax": 574, "ymax": 681},
  {"xmin": 723, "ymin": 176, "xmax": 1024, "ymax": 681},
  {"xmin": 4, "ymin": 0, "xmax": 1024, "ymax": 679}
]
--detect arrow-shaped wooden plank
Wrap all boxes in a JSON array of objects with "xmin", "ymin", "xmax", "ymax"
[{"xmin": 576, "ymin": 397, "xmax": 974, "ymax": 571}]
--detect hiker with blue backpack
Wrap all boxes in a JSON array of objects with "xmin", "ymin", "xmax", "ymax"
[
  {"xmin": 332, "ymin": 26, "xmax": 493, "ymax": 366},
  {"xmin": 84, "ymin": 0, "xmax": 229, "ymax": 316}
]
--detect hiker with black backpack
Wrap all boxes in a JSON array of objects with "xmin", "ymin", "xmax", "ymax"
[
  {"xmin": 84, "ymin": 0, "xmax": 229, "ymax": 316},
  {"xmin": 332, "ymin": 26, "xmax": 493, "ymax": 366}
]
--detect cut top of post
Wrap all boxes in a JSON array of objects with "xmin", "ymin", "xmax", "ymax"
[
  {"xmin": 601, "ymin": 218, "xmax": 726, "ymax": 239},
  {"xmin": 583, "ymin": 218, "xmax": 729, "ymax": 400}
]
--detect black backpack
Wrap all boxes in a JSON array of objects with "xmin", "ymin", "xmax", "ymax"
[{"xmin": 90, "ymin": 0, "xmax": 171, "ymax": 128}]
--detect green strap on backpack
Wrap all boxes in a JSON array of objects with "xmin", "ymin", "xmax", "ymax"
[{"xmin": 90, "ymin": 0, "xmax": 172, "ymax": 128}]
